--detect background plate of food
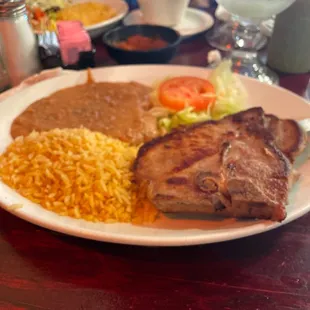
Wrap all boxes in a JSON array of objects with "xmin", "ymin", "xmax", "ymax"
[
  {"xmin": 27, "ymin": 0, "xmax": 129, "ymax": 38},
  {"xmin": 0, "ymin": 63, "xmax": 309, "ymax": 246}
]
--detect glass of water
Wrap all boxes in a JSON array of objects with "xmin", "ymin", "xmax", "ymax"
[
  {"xmin": 207, "ymin": 9, "xmax": 267, "ymax": 52},
  {"xmin": 217, "ymin": 0, "xmax": 296, "ymax": 84}
]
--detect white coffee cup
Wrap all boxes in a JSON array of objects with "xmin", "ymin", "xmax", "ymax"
[{"xmin": 137, "ymin": 0, "xmax": 190, "ymax": 27}]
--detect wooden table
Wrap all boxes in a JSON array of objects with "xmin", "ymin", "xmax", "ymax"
[{"xmin": 1, "ymin": 7, "xmax": 310, "ymax": 310}]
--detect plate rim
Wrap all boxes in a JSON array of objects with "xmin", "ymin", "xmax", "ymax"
[
  {"xmin": 0, "ymin": 64, "xmax": 309, "ymax": 247},
  {"xmin": 2, "ymin": 197, "xmax": 309, "ymax": 246}
]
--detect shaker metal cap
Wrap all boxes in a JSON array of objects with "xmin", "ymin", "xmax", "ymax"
[{"xmin": 0, "ymin": 0, "xmax": 26, "ymax": 17}]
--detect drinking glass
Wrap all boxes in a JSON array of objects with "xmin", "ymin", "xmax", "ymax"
[
  {"xmin": 207, "ymin": 19, "xmax": 235, "ymax": 52},
  {"xmin": 207, "ymin": 16, "xmax": 267, "ymax": 52},
  {"xmin": 217, "ymin": 0, "xmax": 296, "ymax": 84}
]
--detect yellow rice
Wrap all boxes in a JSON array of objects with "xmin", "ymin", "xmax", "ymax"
[
  {"xmin": 0, "ymin": 128, "xmax": 157, "ymax": 224},
  {"xmin": 57, "ymin": 2, "xmax": 117, "ymax": 27}
]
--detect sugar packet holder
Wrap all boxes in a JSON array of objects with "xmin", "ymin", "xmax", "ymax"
[{"xmin": 37, "ymin": 21, "xmax": 96, "ymax": 70}]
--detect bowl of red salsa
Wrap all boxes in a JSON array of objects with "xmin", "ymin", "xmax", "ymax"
[{"xmin": 102, "ymin": 25, "xmax": 181, "ymax": 64}]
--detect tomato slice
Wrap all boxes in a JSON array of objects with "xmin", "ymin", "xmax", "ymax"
[
  {"xmin": 158, "ymin": 77, "xmax": 216, "ymax": 111},
  {"xmin": 33, "ymin": 7, "xmax": 46, "ymax": 20}
]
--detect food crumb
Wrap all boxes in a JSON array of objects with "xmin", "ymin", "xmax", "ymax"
[{"xmin": 8, "ymin": 203, "xmax": 23, "ymax": 210}]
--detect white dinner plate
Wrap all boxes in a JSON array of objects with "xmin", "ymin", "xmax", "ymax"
[
  {"xmin": 123, "ymin": 8, "xmax": 214, "ymax": 39},
  {"xmin": 0, "ymin": 65, "xmax": 310, "ymax": 247},
  {"xmin": 73, "ymin": 0, "xmax": 129, "ymax": 38}
]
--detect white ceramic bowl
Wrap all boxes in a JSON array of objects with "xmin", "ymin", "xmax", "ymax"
[{"xmin": 71, "ymin": 0, "xmax": 129, "ymax": 39}]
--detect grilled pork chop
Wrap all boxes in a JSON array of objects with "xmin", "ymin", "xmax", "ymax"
[{"xmin": 133, "ymin": 108, "xmax": 307, "ymax": 222}]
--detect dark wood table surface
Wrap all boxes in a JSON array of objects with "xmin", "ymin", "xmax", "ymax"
[{"xmin": 1, "ymin": 4, "xmax": 310, "ymax": 310}]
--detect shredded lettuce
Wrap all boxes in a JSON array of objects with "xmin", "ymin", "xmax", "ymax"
[
  {"xmin": 209, "ymin": 59, "xmax": 248, "ymax": 120},
  {"xmin": 157, "ymin": 60, "xmax": 248, "ymax": 133},
  {"xmin": 158, "ymin": 107, "xmax": 211, "ymax": 132}
]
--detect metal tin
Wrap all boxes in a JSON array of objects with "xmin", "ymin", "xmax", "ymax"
[
  {"xmin": 0, "ymin": 0, "xmax": 26, "ymax": 18},
  {"xmin": 0, "ymin": 0, "xmax": 41, "ymax": 86}
]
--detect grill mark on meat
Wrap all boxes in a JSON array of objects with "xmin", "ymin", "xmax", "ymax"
[
  {"xmin": 166, "ymin": 177, "xmax": 188, "ymax": 185},
  {"xmin": 249, "ymin": 202, "xmax": 269, "ymax": 208},
  {"xmin": 154, "ymin": 194, "xmax": 175, "ymax": 201},
  {"xmin": 172, "ymin": 148, "xmax": 218, "ymax": 173},
  {"xmin": 195, "ymin": 171, "xmax": 219, "ymax": 178}
]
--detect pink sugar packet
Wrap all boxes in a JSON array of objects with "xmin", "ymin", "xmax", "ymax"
[{"xmin": 57, "ymin": 21, "xmax": 92, "ymax": 66}]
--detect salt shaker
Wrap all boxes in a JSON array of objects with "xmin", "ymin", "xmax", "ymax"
[
  {"xmin": 0, "ymin": 0, "xmax": 41, "ymax": 86},
  {"xmin": 267, "ymin": 0, "xmax": 310, "ymax": 74}
]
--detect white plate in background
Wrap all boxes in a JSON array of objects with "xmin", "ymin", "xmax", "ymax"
[
  {"xmin": 123, "ymin": 8, "xmax": 214, "ymax": 38},
  {"xmin": 73, "ymin": 0, "xmax": 129, "ymax": 38}
]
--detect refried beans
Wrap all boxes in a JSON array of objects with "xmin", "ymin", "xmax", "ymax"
[{"xmin": 11, "ymin": 81, "xmax": 159, "ymax": 145}]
